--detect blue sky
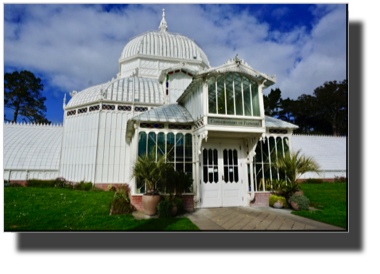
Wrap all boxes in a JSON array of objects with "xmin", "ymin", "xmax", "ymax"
[{"xmin": 3, "ymin": 4, "xmax": 347, "ymax": 124}]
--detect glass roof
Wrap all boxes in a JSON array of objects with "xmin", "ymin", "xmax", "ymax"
[
  {"xmin": 132, "ymin": 104, "xmax": 194, "ymax": 123},
  {"xmin": 265, "ymin": 116, "xmax": 299, "ymax": 129}
]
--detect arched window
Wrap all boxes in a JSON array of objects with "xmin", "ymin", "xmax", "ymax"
[
  {"xmin": 208, "ymin": 77, "xmax": 216, "ymax": 114},
  {"xmin": 147, "ymin": 132, "xmax": 156, "ymax": 159},
  {"xmin": 138, "ymin": 132, "xmax": 147, "ymax": 157},
  {"xmin": 167, "ymin": 133, "xmax": 175, "ymax": 162}
]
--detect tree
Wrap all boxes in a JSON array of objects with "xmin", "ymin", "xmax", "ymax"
[
  {"xmin": 313, "ymin": 80, "xmax": 347, "ymax": 136},
  {"xmin": 263, "ymin": 88, "xmax": 282, "ymax": 116},
  {"xmin": 4, "ymin": 70, "xmax": 50, "ymax": 124}
]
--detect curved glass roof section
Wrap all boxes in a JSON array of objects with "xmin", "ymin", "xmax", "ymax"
[
  {"xmin": 66, "ymin": 77, "xmax": 164, "ymax": 108},
  {"xmin": 292, "ymin": 135, "xmax": 346, "ymax": 171},
  {"xmin": 132, "ymin": 104, "xmax": 194, "ymax": 123},
  {"xmin": 4, "ymin": 123, "xmax": 63, "ymax": 170},
  {"xmin": 121, "ymin": 31, "xmax": 210, "ymax": 67},
  {"xmin": 265, "ymin": 116, "xmax": 299, "ymax": 129}
]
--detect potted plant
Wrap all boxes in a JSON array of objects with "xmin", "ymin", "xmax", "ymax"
[
  {"xmin": 271, "ymin": 149, "xmax": 320, "ymax": 208},
  {"xmin": 131, "ymin": 152, "xmax": 169, "ymax": 216},
  {"xmin": 289, "ymin": 194, "xmax": 310, "ymax": 211}
]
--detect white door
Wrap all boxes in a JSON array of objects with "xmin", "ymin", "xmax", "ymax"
[{"xmin": 199, "ymin": 143, "xmax": 243, "ymax": 208}]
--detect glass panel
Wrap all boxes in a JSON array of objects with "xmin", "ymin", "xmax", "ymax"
[
  {"xmin": 225, "ymin": 73, "xmax": 234, "ymax": 115},
  {"xmin": 185, "ymin": 163, "xmax": 193, "ymax": 192},
  {"xmin": 217, "ymin": 74, "xmax": 226, "ymax": 114},
  {"xmin": 254, "ymin": 140, "xmax": 262, "ymax": 162},
  {"xmin": 208, "ymin": 149, "xmax": 213, "ymax": 183},
  {"xmin": 271, "ymin": 165, "xmax": 278, "ymax": 181},
  {"xmin": 284, "ymin": 137, "xmax": 290, "ymax": 157},
  {"xmin": 176, "ymin": 163, "xmax": 184, "ymax": 172},
  {"xmin": 213, "ymin": 149, "xmax": 218, "ymax": 183},
  {"xmin": 233, "ymin": 149, "xmax": 238, "ymax": 165},
  {"xmin": 242, "ymin": 76, "xmax": 251, "ymax": 116},
  {"xmin": 223, "ymin": 149, "xmax": 227, "ymax": 165},
  {"xmin": 233, "ymin": 149, "xmax": 238, "ymax": 183},
  {"xmin": 224, "ymin": 166, "xmax": 228, "ymax": 183},
  {"xmin": 264, "ymin": 164, "xmax": 271, "ymax": 190},
  {"xmin": 184, "ymin": 134, "xmax": 192, "ymax": 162},
  {"xmin": 175, "ymin": 133, "xmax": 184, "ymax": 162},
  {"xmin": 136, "ymin": 178, "xmax": 145, "ymax": 194},
  {"xmin": 269, "ymin": 137, "xmax": 276, "ymax": 163},
  {"xmin": 208, "ymin": 77, "xmax": 216, "ymax": 114},
  {"xmin": 256, "ymin": 164, "xmax": 263, "ymax": 191},
  {"xmin": 228, "ymin": 149, "xmax": 233, "ymax": 165},
  {"xmin": 147, "ymin": 132, "xmax": 156, "ymax": 158},
  {"xmin": 247, "ymin": 164, "xmax": 251, "ymax": 191},
  {"xmin": 251, "ymin": 81, "xmax": 260, "ymax": 116},
  {"xmin": 157, "ymin": 133, "xmax": 165, "ymax": 156},
  {"xmin": 233, "ymin": 73, "xmax": 243, "ymax": 115},
  {"xmin": 203, "ymin": 149, "xmax": 208, "ymax": 183},
  {"xmin": 167, "ymin": 133, "xmax": 175, "ymax": 162},
  {"xmin": 262, "ymin": 137, "xmax": 270, "ymax": 163},
  {"xmin": 138, "ymin": 132, "xmax": 147, "ymax": 157},
  {"xmin": 276, "ymin": 137, "xmax": 283, "ymax": 158}
]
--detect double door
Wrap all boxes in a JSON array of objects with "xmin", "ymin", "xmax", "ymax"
[{"xmin": 199, "ymin": 143, "xmax": 243, "ymax": 208}]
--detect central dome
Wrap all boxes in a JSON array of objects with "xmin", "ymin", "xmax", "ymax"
[{"xmin": 119, "ymin": 9, "xmax": 210, "ymax": 68}]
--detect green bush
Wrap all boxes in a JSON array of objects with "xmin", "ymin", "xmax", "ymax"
[
  {"xmin": 304, "ymin": 178, "xmax": 323, "ymax": 184},
  {"xmin": 269, "ymin": 195, "xmax": 289, "ymax": 209},
  {"xmin": 54, "ymin": 177, "xmax": 73, "ymax": 189},
  {"xmin": 8, "ymin": 182, "xmax": 23, "ymax": 187},
  {"xmin": 334, "ymin": 176, "xmax": 346, "ymax": 183},
  {"xmin": 73, "ymin": 181, "xmax": 93, "ymax": 191},
  {"xmin": 26, "ymin": 179, "xmax": 56, "ymax": 188},
  {"xmin": 290, "ymin": 194, "xmax": 310, "ymax": 211},
  {"xmin": 110, "ymin": 196, "xmax": 134, "ymax": 215},
  {"xmin": 173, "ymin": 197, "xmax": 186, "ymax": 215},
  {"xmin": 157, "ymin": 198, "xmax": 173, "ymax": 218},
  {"xmin": 90, "ymin": 185, "xmax": 104, "ymax": 192}
]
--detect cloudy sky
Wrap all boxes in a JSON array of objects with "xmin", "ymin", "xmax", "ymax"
[{"xmin": 4, "ymin": 4, "xmax": 347, "ymax": 124}]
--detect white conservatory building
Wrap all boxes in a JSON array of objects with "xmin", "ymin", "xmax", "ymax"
[{"xmin": 3, "ymin": 10, "xmax": 346, "ymax": 210}]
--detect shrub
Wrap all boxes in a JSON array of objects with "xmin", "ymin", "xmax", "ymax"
[
  {"xmin": 173, "ymin": 197, "xmax": 186, "ymax": 215},
  {"xmin": 108, "ymin": 184, "xmax": 116, "ymax": 191},
  {"xmin": 157, "ymin": 198, "xmax": 173, "ymax": 218},
  {"xmin": 54, "ymin": 177, "xmax": 74, "ymax": 189},
  {"xmin": 305, "ymin": 178, "xmax": 323, "ymax": 184},
  {"xmin": 290, "ymin": 194, "xmax": 310, "ymax": 211},
  {"xmin": 269, "ymin": 195, "xmax": 289, "ymax": 209},
  {"xmin": 73, "ymin": 181, "xmax": 93, "ymax": 191},
  {"xmin": 109, "ymin": 184, "xmax": 134, "ymax": 215},
  {"xmin": 334, "ymin": 176, "xmax": 346, "ymax": 183},
  {"xmin": 26, "ymin": 179, "xmax": 56, "ymax": 188},
  {"xmin": 90, "ymin": 185, "xmax": 104, "ymax": 192},
  {"xmin": 8, "ymin": 182, "xmax": 23, "ymax": 187}
]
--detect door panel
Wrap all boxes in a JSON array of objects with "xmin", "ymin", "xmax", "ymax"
[{"xmin": 200, "ymin": 143, "xmax": 243, "ymax": 208}]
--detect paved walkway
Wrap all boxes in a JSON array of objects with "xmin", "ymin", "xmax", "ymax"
[{"xmin": 183, "ymin": 207, "xmax": 344, "ymax": 230}]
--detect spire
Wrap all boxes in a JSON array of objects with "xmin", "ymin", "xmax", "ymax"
[{"xmin": 159, "ymin": 9, "xmax": 168, "ymax": 33}]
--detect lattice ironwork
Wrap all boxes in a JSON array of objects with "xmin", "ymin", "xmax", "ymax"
[
  {"xmin": 78, "ymin": 107, "xmax": 88, "ymax": 114},
  {"xmin": 135, "ymin": 106, "xmax": 148, "ymax": 112},
  {"xmin": 140, "ymin": 123, "xmax": 164, "ymax": 129},
  {"xmin": 102, "ymin": 104, "xmax": 115, "ymax": 110},
  {"xmin": 168, "ymin": 124, "xmax": 192, "ymax": 130},
  {"xmin": 269, "ymin": 129, "xmax": 288, "ymax": 134},
  {"xmin": 89, "ymin": 105, "xmax": 100, "ymax": 112},
  {"xmin": 67, "ymin": 110, "xmax": 76, "ymax": 116},
  {"xmin": 118, "ymin": 105, "xmax": 132, "ymax": 111}
]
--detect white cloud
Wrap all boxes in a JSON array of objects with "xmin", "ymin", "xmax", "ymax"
[{"xmin": 4, "ymin": 4, "xmax": 346, "ymax": 101}]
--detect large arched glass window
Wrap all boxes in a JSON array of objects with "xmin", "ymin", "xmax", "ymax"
[
  {"xmin": 217, "ymin": 74, "xmax": 226, "ymax": 114},
  {"xmin": 138, "ymin": 132, "xmax": 147, "ymax": 157},
  {"xmin": 233, "ymin": 73, "xmax": 243, "ymax": 115},
  {"xmin": 208, "ymin": 77, "xmax": 216, "ymax": 114},
  {"xmin": 242, "ymin": 76, "xmax": 251, "ymax": 116},
  {"xmin": 147, "ymin": 132, "xmax": 156, "ymax": 159},
  {"xmin": 251, "ymin": 80, "xmax": 260, "ymax": 116},
  {"xmin": 225, "ymin": 73, "xmax": 234, "ymax": 115},
  {"xmin": 157, "ymin": 132, "xmax": 165, "ymax": 156},
  {"xmin": 167, "ymin": 133, "xmax": 175, "ymax": 162}
]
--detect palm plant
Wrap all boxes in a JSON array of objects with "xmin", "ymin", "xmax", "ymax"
[
  {"xmin": 272, "ymin": 149, "xmax": 321, "ymax": 197},
  {"xmin": 131, "ymin": 152, "xmax": 169, "ymax": 195}
]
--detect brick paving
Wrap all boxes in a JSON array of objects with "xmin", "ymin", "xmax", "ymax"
[{"xmin": 183, "ymin": 206, "xmax": 345, "ymax": 231}]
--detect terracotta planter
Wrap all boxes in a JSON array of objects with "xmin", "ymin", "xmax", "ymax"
[
  {"xmin": 171, "ymin": 204, "xmax": 178, "ymax": 217},
  {"xmin": 142, "ymin": 195, "xmax": 161, "ymax": 216},
  {"xmin": 291, "ymin": 201, "xmax": 300, "ymax": 211}
]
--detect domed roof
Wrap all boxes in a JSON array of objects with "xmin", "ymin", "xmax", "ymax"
[
  {"xmin": 120, "ymin": 9, "xmax": 210, "ymax": 67},
  {"xmin": 66, "ymin": 76, "xmax": 164, "ymax": 108}
]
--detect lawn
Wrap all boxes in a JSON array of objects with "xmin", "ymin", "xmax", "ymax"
[
  {"xmin": 292, "ymin": 182, "xmax": 347, "ymax": 229},
  {"xmin": 4, "ymin": 187, "xmax": 199, "ymax": 231}
]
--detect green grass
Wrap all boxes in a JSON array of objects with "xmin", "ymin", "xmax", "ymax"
[
  {"xmin": 4, "ymin": 187, "xmax": 199, "ymax": 231},
  {"xmin": 292, "ymin": 182, "xmax": 347, "ymax": 229}
]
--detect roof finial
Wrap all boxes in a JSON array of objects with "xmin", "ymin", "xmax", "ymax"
[{"xmin": 159, "ymin": 8, "xmax": 168, "ymax": 33}]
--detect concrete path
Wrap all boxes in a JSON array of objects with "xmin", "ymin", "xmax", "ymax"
[{"xmin": 183, "ymin": 207, "xmax": 344, "ymax": 231}]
